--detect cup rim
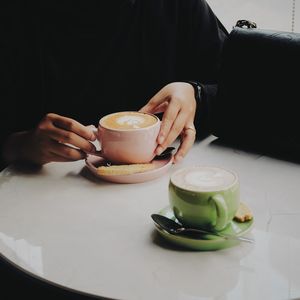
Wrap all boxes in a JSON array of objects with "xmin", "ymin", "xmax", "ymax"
[
  {"xmin": 98, "ymin": 111, "xmax": 160, "ymax": 131},
  {"xmin": 170, "ymin": 165, "xmax": 239, "ymax": 193}
]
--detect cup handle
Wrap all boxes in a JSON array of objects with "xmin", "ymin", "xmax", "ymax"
[
  {"xmin": 90, "ymin": 125, "xmax": 98, "ymax": 137},
  {"xmin": 210, "ymin": 194, "xmax": 228, "ymax": 231},
  {"xmin": 87, "ymin": 126, "xmax": 105, "ymax": 158}
]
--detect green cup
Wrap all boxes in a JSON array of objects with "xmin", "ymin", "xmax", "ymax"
[{"xmin": 169, "ymin": 166, "xmax": 240, "ymax": 231}]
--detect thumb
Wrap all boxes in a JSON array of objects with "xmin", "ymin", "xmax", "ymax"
[
  {"xmin": 140, "ymin": 101, "xmax": 169, "ymax": 114},
  {"xmin": 139, "ymin": 88, "xmax": 168, "ymax": 113},
  {"xmin": 138, "ymin": 104, "xmax": 151, "ymax": 113}
]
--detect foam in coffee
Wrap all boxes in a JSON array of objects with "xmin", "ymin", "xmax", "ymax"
[
  {"xmin": 101, "ymin": 111, "xmax": 157, "ymax": 130},
  {"xmin": 171, "ymin": 166, "xmax": 237, "ymax": 192}
]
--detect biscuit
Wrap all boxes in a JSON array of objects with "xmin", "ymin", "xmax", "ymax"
[
  {"xmin": 234, "ymin": 202, "xmax": 253, "ymax": 222},
  {"xmin": 97, "ymin": 163, "xmax": 155, "ymax": 176}
]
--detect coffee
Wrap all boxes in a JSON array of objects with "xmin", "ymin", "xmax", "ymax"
[
  {"xmin": 100, "ymin": 111, "xmax": 158, "ymax": 130},
  {"xmin": 171, "ymin": 166, "xmax": 237, "ymax": 192}
]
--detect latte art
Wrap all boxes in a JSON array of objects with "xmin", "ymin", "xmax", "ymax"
[
  {"xmin": 116, "ymin": 115, "xmax": 146, "ymax": 129},
  {"xmin": 171, "ymin": 166, "xmax": 237, "ymax": 192},
  {"xmin": 100, "ymin": 111, "xmax": 158, "ymax": 130}
]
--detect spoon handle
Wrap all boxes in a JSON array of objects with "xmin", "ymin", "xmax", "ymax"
[{"xmin": 217, "ymin": 233, "xmax": 253, "ymax": 243}]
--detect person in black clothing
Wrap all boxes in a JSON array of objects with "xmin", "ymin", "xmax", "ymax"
[
  {"xmin": 1, "ymin": 0, "xmax": 228, "ymax": 298},
  {"xmin": 1, "ymin": 0, "xmax": 227, "ymax": 170}
]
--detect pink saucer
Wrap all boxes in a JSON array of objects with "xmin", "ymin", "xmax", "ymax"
[{"xmin": 85, "ymin": 155, "xmax": 174, "ymax": 183}]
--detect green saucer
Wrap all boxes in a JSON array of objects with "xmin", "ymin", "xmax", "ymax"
[{"xmin": 155, "ymin": 205, "xmax": 254, "ymax": 251}]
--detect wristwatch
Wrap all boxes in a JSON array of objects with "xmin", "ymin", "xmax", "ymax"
[{"xmin": 183, "ymin": 80, "xmax": 202, "ymax": 103}]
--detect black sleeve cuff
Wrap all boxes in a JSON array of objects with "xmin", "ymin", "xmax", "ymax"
[{"xmin": 182, "ymin": 81, "xmax": 218, "ymax": 139}]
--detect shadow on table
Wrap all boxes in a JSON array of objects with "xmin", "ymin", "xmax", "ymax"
[
  {"xmin": 151, "ymin": 230, "xmax": 194, "ymax": 252},
  {"xmin": 78, "ymin": 166, "xmax": 115, "ymax": 186},
  {"xmin": 210, "ymin": 137, "xmax": 300, "ymax": 164},
  {"xmin": 0, "ymin": 256, "xmax": 112, "ymax": 300}
]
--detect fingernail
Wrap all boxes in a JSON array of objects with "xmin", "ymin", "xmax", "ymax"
[
  {"xmin": 156, "ymin": 146, "xmax": 164, "ymax": 155},
  {"xmin": 158, "ymin": 135, "xmax": 164, "ymax": 144}
]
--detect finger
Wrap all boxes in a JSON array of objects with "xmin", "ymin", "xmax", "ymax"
[
  {"xmin": 42, "ymin": 122, "xmax": 96, "ymax": 153},
  {"xmin": 47, "ymin": 113, "xmax": 96, "ymax": 141},
  {"xmin": 156, "ymin": 101, "xmax": 181, "ymax": 147},
  {"xmin": 139, "ymin": 89, "xmax": 168, "ymax": 113},
  {"xmin": 50, "ymin": 141, "xmax": 87, "ymax": 161},
  {"xmin": 174, "ymin": 127, "xmax": 196, "ymax": 163},
  {"xmin": 156, "ymin": 111, "xmax": 187, "ymax": 155},
  {"xmin": 146, "ymin": 101, "xmax": 169, "ymax": 114}
]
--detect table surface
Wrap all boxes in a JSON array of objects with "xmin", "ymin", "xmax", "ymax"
[{"xmin": 1, "ymin": 135, "xmax": 300, "ymax": 300}]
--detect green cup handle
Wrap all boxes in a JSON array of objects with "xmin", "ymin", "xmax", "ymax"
[{"xmin": 210, "ymin": 194, "xmax": 228, "ymax": 231}]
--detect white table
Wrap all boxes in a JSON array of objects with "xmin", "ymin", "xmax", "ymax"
[{"xmin": 1, "ymin": 135, "xmax": 300, "ymax": 300}]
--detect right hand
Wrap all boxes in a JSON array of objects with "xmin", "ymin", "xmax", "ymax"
[{"xmin": 4, "ymin": 113, "xmax": 97, "ymax": 166}]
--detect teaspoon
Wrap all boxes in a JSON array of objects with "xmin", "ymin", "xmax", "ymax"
[{"xmin": 151, "ymin": 214, "xmax": 254, "ymax": 243}]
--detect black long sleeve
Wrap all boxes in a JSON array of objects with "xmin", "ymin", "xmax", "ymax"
[
  {"xmin": 175, "ymin": 0, "xmax": 228, "ymax": 138},
  {"xmin": 0, "ymin": 0, "xmax": 228, "ymax": 169}
]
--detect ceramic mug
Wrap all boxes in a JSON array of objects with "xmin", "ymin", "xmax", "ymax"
[
  {"xmin": 95, "ymin": 111, "xmax": 160, "ymax": 164},
  {"xmin": 169, "ymin": 166, "xmax": 240, "ymax": 231}
]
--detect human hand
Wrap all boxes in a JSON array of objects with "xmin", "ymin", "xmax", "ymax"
[
  {"xmin": 139, "ymin": 82, "xmax": 197, "ymax": 163},
  {"xmin": 6, "ymin": 113, "xmax": 97, "ymax": 165}
]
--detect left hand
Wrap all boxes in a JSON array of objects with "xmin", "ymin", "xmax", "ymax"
[{"xmin": 139, "ymin": 82, "xmax": 197, "ymax": 163}]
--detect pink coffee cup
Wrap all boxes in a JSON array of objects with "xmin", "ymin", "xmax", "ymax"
[{"xmin": 95, "ymin": 111, "xmax": 161, "ymax": 164}]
